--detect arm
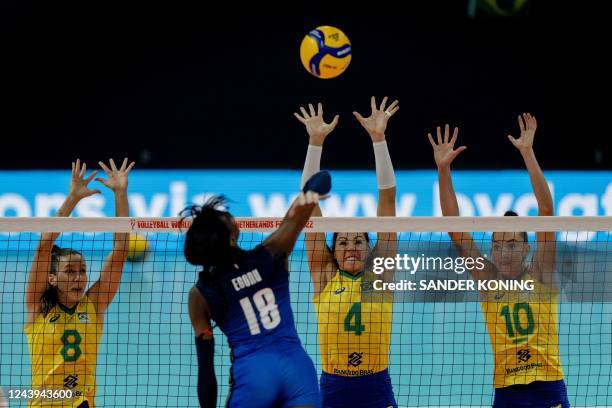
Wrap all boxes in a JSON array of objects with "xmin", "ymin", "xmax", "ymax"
[
  {"xmin": 263, "ymin": 191, "xmax": 325, "ymax": 264},
  {"xmin": 26, "ymin": 160, "xmax": 100, "ymax": 319},
  {"xmin": 87, "ymin": 158, "xmax": 135, "ymax": 315},
  {"xmin": 428, "ymin": 125, "xmax": 497, "ymax": 281},
  {"xmin": 354, "ymin": 96, "xmax": 399, "ymax": 281},
  {"xmin": 188, "ymin": 286, "xmax": 217, "ymax": 408},
  {"xmin": 508, "ymin": 113, "xmax": 555, "ymax": 285},
  {"xmin": 294, "ymin": 103, "xmax": 338, "ymax": 294},
  {"xmin": 376, "ymin": 187, "xmax": 397, "ymax": 283}
]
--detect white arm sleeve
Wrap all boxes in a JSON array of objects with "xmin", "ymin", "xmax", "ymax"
[
  {"xmin": 373, "ymin": 140, "xmax": 396, "ymax": 189},
  {"xmin": 300, "ymin": 144, "xmax": 323, "ymax": 189}
]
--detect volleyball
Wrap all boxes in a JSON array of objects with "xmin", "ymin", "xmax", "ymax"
[
  {"xmin": 300, "ymin": 26, "xmax": 351, "ymax": 79},
  {"xmin": 127, "ymin": 233, "xmax": 149, "ymax": 262}
]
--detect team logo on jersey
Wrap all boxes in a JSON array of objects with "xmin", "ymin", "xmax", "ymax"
[
  {"xmin": 334, "ymin": 287, "xmax": 346, "ymax": 295},
  {"xmin": 348, "ymin": 352, "xmax": 363, "ymax": 367},
  {"xmin": 63, "ymin": 374, "xmax": 79, "ymax": 389},
  {"xmin": 360, "ymin": 281, "xmax": 374, "ymax": 293},
  {"xmin": 77, "ymin": 312, "xmax": 89, "ymax": 323},
  {"xmin": 517, "ymin": 348, "xmax": 532, "ymax": 363},
  {"xmin": 49, "ymin": 314, "xmax": 61, "ymax": 323}
]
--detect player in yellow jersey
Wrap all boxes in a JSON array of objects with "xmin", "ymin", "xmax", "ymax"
[
  {"xmin": 429, "ymin": 114, "xmax": 569, "ymax": 408},
  {"xmin": 294, "ymin": 98, "xmax": 399, "ymax": 408},
  {"xmin": 24, "ymin": 158, "xmax": 135, "ymax": 407}
]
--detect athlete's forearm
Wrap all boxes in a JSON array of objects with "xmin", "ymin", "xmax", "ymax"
[
  {"xmin": 374, "ymin": 140, "xmax": 396, "ymax": 219},
  {"xmin": 36, "ymin": 194, "xmax": 80, "ymax": 250},
  {"xmin": 196, "ymin": 335, "xmax": 217, "ymax": 408},
  {"xmin": 55, "ymin": 194, "xmax": 81, "ymax": 218},
  {"xmin": 437, "ymin": 166, "xmax": 460, "ymax": 216},
  {"xmin": 265, "ymin": 194, "xmax": 318, "ymax": 258},
  {"xmin": 521, "ymin": 148, "xmax": 553, "ymax": 215},
  {"xmin": 276, "ymin": 204, "xmax": 313, "ymax": 247},
  {"xmin": 373, "ymin": 140, "xmax": 396, "ymax": 191},
  {"xmin": 113, "ymin": 190, "xmax": 130, "ymax": 252},
  {"xmin": 300, "ymin": 144, "xmax": 322, "ymax": 189}
]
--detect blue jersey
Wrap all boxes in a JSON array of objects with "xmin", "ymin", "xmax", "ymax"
[
  {"xmin": 196, "ymin": 245, "xmax": 320, "ymax": 407},
  {"xmin": 195, "ymin": 245, "xmax": 301, "ymax": 358}
]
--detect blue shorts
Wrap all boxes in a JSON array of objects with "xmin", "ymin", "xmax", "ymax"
[
  {"xmin": 320, "ymin": 369, "xmax": 397, "ymax": 408},
  {"xmin": 226, "ymin": 343, "xmax": 320, "ymax": 408},
  {"xmin": 494, "ymin": 379, "xmax": 570, "ymax": 408}
]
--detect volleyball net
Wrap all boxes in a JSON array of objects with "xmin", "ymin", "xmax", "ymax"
[{"xmin": 0, "ymin": 216, "xmax": 610, "ymax": 407}]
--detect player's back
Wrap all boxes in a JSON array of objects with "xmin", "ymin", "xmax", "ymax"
[{"xmin": 195, "ymin": 244, "xmax": 301, "ymax": 358}]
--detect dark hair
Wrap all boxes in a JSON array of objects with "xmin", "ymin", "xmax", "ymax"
[
  {"xmin": 40, "ymin": 245, "xmax": 83, "ymax": 316},
  {"xmin": 183, "ymin": 196, "xmax": 239, "ymax": 278},
  {"xmin": 502, "ymin": 210, "xmax": 528, "ymax": 242},
  {"xmin": 183, "ymin": 196, "xmax": 239, "ymax": 322}
]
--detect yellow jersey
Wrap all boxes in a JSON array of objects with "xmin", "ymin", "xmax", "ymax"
[
  {"xmin": 24, "ymin": 296, "xmax": 102, "ymax": 407},
  {"xmin": 480, "ymin": 274, "xmax": 564, "ymax": 388},
  {"xmin": 313, "ymin": 270, "xmax": 393, "ymax": 376}
]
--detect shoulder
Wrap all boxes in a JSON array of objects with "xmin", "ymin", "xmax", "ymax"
[
  {"xmin": 24, "ymin": 309, "xmax": 51, "ymax": 332},
  {"xmin": 316, "ymin": 270, "xmax": 340, "ymax": 293},
  {"xmin": 81, "ymin": 295, "xmax": 98, "ymax": 312},
  {"xmin": 227, "ymin": 245, "xmax": 271, "ymax": 267},
  {"xmin": 254, "ymin": 244, "xmax": 285, "ymax": 262},
  {"xmin": 246, "ymin": 244, "xmax": 287, "ymax": 274},
  {"xmin": 74, "ymin": 297, "xmax": 100, "ymax": 325},
  {"xmin": 524, "ymin": 268, "xmax": 559, "ymax": 296}
]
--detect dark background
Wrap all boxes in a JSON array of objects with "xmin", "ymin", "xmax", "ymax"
[{"xmin": 1, "ymin": 2, "xmax": 608, "ymax": 170}]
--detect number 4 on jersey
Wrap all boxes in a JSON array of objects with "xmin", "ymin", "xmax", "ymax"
[{"xmin": 344, "ymin": 302, "xmax": 365, "ymax": 336}]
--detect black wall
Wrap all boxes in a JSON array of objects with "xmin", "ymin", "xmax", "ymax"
[{"xmin": 1, "ymin": 3, "xmax": 608, "ymax": 170}]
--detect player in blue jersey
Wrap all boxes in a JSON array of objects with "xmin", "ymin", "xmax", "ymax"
[{"xmin": 185, "ymin": 172, "xmax": 331, "ymax": 408}]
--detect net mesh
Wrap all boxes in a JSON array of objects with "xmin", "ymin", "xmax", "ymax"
[{"xmin": 0, "ymin": 217, "xmax": 610, "ymax": 407}]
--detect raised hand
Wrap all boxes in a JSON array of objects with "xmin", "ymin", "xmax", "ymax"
[
  {"xmin": 353, "ymin": 96, "xmax": 399, "ymax": 142},
  {"xmin": 294, "ymin": 103, "xmax": 339, "ymax": 146},
  {"xmin": 427, "ymin": 124, "xmax": 467, "ymax": 169},
  {"xmin": 288, "ymin": 191, "xmax": 327, "ymax": 218},
  {"xmin": 508, "ymin": 112, "xmax": 537, "ymax": 153},
  {"xmin": 69, "ymin": 159, "xmax": 100, "ymax": 199},
  {"xmin": 96, "ymin": 158, "xmax": 135, "ymax": 193}
]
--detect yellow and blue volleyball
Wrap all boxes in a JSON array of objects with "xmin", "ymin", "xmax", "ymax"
[
  {"xmin": 127, "ymin": 233, "xmax": 149, "ymax": 262},
  {"xmin": 300, "ymin": 26, "xmax": 351, "ymax": 79}
]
